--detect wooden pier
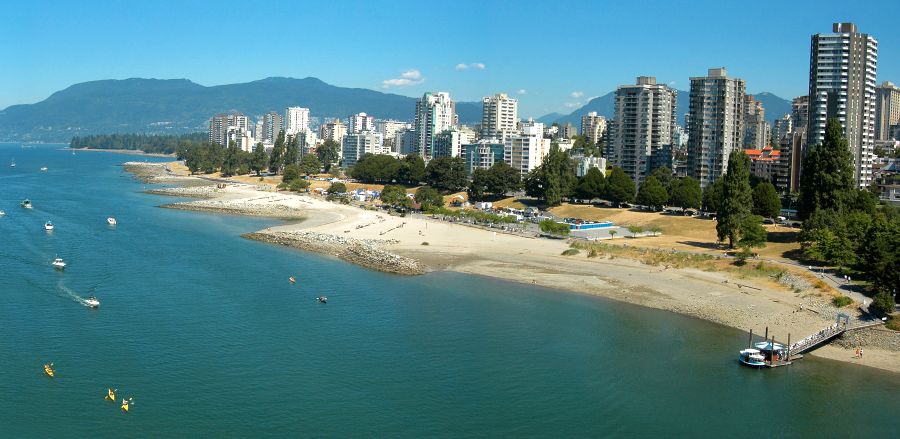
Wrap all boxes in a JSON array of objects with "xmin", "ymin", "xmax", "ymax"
[{"xmin": 745, "ymin": 313, "xmax": 864, "ymax": 368}]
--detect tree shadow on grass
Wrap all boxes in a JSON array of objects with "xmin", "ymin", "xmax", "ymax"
[
  {"xmin": 677, "ymin": 240, "xmax": 725, "ymax": 251},
  {"xmin": 767, "ymin": 230, "xmax": 799, "ymax": 243}
]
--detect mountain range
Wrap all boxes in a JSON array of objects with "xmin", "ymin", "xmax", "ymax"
[
  {"xmin": 0, "ymin": 76, "xmax": 792, "ymax": 142},
  {"xmin": 542, "ymin": 90, "xmax": 792, "ymax": 127}
]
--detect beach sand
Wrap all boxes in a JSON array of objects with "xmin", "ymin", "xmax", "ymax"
[{"xmin": 138, "ymin": 166, "xmax": 900, "ymax": 374}]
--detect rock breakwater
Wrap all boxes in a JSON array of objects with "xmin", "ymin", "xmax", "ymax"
[{"xmin": 244, "ymin": 230, "xmax": 426, "ymax": 275}]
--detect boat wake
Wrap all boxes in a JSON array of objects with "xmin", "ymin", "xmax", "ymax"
[{"xmin": 57, "ymin": 282, "xmax": 96, "ymax": 308}]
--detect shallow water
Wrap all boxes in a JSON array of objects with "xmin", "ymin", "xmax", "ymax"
[{"xmin": 1, "ymin": 144, "xmax": 898, "ymax": 437}]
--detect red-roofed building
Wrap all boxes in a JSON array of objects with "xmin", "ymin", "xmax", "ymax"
[{"xmin": 745, "ymin": 145, "xmax": 783, "ymax": 184}]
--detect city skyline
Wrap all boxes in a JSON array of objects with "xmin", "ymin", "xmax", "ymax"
[{"xmin": 3, "ymin": 0, "xmax": 900, "ymax": 117}]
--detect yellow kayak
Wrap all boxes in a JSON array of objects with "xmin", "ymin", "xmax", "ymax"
[
  {"xmin": 43, "ymin": 364, "xmax": 55, "ymax": 378},
  {"xmin": 121, "ymin": 399, "xmax": 129, "ymax": 412},
  {"xmin": 105, "ymin": 388, "xmax": 116, "ymax": 401}
]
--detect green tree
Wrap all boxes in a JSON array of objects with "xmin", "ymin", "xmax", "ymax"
[
  {"xmin": 298, "ymin": 153, "xmax": 322, "ymax": 175},
  {"xmin": 539, "ymin": 219, "xmax": 570, "ymax": 236},
  {"xmin": 468, "ymin": 168, "xmax": 489, "ymax": 202},
  {"xmin": 605, "ymin": 167, "xmax": 635, "ymax": 206},
  {"xmin": 485, "ymin": 161, "xmax": 521, "ymax": 196},
  {"xmin": 425, "ymin": 156, "xmax": 468, "ymax": 192},
  {"xmin": 415, "ymin": 186, "xmax": 444, "ymax": 210},
  {"xmin": 351, "ymin": 154, "xmax": 401, "ymax": 183},
  {"xmin": 627, "ymin": 225, "xmax": 644, "ymax": 237},
  {"xmin": 702, "ymin": 179, "xmax": 724, "ymax": 213},
  {"xmin": 288, "ymin": 179, "xmax": 310, "ymax": 192},
  {"xmin": 269, "ymin": 130, "xmax": 286, "ymax": 173},
  {"xmin": 648, "ymin": 166, "xmax": 674, "ymax": 196},
  {"xmin": 220, "ymin": 141, "xmax": 241, "ymax": 177},
  {"xmin": 250, "ymin": 143, "xmax": 268, "ymax": 176},
  {"xmin": 282, "ymin": 164, "xmax": 301, "ymax": 184},
  {"xmin": 669, "ymin": 177, "xmax": 702, "ymax": 209},
  {"xmin": 541, "ymin": 145, "xmax": 577, "ymax": 206},
  {"xmin": 716, "ymin": 150, "xmax": 753, "ymax": 248},
  {"xmin": 870, "ymin": 292, "xmax": 896, "ymax": 315},
  {"xmin": 329, "ymin": 182, "xmax": 347, "ymax": 194},
  {"xmin": 798, "ymin": 118, "xmax": 855, "ymax": 219},
  {"xmin": 738, "ymin": 214, "xmax": 768, "ymax": 249},
  {"xmin": 380, "ymin": 184, "xmax": 410, "ymax": 207},
  {"xmin": 751, "ymin": 182, "xmax": 782, "ymax": 218},
  {"xmin": 284, "ymin": 135, "xmax": 300, "ymax": 167},
  {"xmin": 862, "ymin": 215, "xmax": 900, "ymax": 296},
  {"xmin": 636, "ymin": 176, "xmax": 668, "ymax": 210},
  {"xmin": 573, "ymin": 167, "xmax": 606, "ymax": 200},
  {"xmin": 316, "ymin": 139, "xmax": 341, "ymax": 171},
  {"xmin": 397, "ymin": 154, "xmax": 426, "ymax": 185}
]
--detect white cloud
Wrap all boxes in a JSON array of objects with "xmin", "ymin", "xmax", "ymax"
[
  {"xmin": 517, "ymin": 89, "xmax": 527, "ymax": 95},
  {"xmin": 382, "ymin": 69, "xmax": 424, "ymax": 88},
  {"xmin": 570, "ymin": 91, "xmax": 584, "ymax": 99},
  {"xmin": 456, "ymin": 62, "xmax": 486, "ymax": 71},
  {"xmin": 564, "ymin": 102, "xmax": 582, "ymax": 108}
]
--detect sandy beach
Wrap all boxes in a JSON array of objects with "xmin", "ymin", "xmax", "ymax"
[{"xmin": 128, "ymin": 162, "xmax": 900, "ymax": 374}]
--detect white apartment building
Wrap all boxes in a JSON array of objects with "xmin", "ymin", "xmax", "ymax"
[
  {"xmin": 575, "ymin": 155, "xmax": 608, "ymax": 177},
  {"xmin": 580, "ymin": 111, "xmax": 607, "ymax": 145},
  {"xmin": 414, "ymin": 92, "xmax": 456, "ymax": 159},
  {"xmin": 262, "ymin": 111, "xmax": 283, "ymax": 142},
  {"xmin": 348, "ymin": 112, "xmax": 376, "ymax": 133},
  {"xmin": 808, "ymin": 22, "xmax": 878, "ymax": 187},
  {"xmin": 481, "ymin": 93, "xmax": 519, "ymax": 137},
  {"xmin": 208, "ymin": 113, "xmax": 250, "ymax": 146},
  {"xmin": 341, "ymin": 131, "xmax": 385, "ymax": 167},
  {"xmin": 284, "ymin": 107, "xmax": 310, "ymax": 135},
  {"xmin": 610, "ymin": 76, "xmax": 678, "ymax": 185},
  {"xmin": 396, "ymin": 128, "xmax": 418, "ymax": 155},
  {"xmin": 875, "ymin": 81, "xmax": 900, "ymax": 140},
  {"xmin": 432, "ymin": 127, "xmax": 474, "ymax": 158},
  {"xmin": 505, "ymin": 120, "xmax": 550, "ymax": 175},
  {"xmin": 686, "ymin": 68, "xmax": 746, "ymax": 188},
  {"xmin": 743, "ymin": 95, "xmax": 768, "ymax": 149}
]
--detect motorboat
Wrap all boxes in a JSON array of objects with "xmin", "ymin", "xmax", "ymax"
[
  {"xmin": 107, "ymin": 217, "xmax": 117, "ymax": 226},
  {"xmin": 21, "ymin": 199, "xmax": 32, "ymax": 209},
  {"xmin": 52, "ymin": 257, "xmax": 66, "ymax": 270},
  {"xmin": 0, "ymin": 210, "xmax": 5, "ymax": 216},
  {"xmin": 44, "ymin": 363, "xmax": 55, "ymax": 378},
  {"xmin": 40, "ymin": 167, "xmax": 48, "ymax": 172},
  {"xmin": 738, "ymin": 348, "xmax": 766, "ymax": 368},
  {"xmin": 45, "ymin": 221, "xmax": 54, "ymax": 231},
  {"xmin": 289, "ymin": 276, "xmax": 296, "ymax": 283},
  {"xmin": 83, "ymin": 296, "xmax": 100, "ymax": 308},
  {"xmin": 10, "ymin": 159, "xmax": 15, "ymax": 167},
  {"xmin": 317, "ymin": 296, "xmax": 328, "ymax": 304}
]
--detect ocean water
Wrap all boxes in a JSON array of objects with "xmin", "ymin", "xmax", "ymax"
[{"xmin": 1, "ymin": 143, "xmax": 898, "ymax": 437}]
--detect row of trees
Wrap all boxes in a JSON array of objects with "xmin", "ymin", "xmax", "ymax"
[
  {"xmin": 468, "ymin": 161, "xmax": 522, "ymax": 201},
  {"xmin": 350, "ymin": 154, "xmax": 473, "ymax": 193},
  {"xmin": 795, "ymin": 119, "xmax": 898, "ymax": 312},
  {"xmin": 71, "ymin": 132, "xmax": 208, "ymax": 155}
]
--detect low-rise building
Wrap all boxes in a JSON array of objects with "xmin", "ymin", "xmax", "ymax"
[
  {"xmin": 575, "ymin": 155, "xmax": 607, "ymax": 177},
  {"xmin": 462, "ymin": 138, "xmax": 505, "ymax": 174},
  {"xmin": 745, "ymin": 145, "xmax": 782, "ymax": 183}
]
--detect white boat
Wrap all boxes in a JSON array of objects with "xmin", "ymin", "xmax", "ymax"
[
  {"xmin": 21, "ymin": 199, "xmax": 32, "ymax": 209},
  {"xmin": 83, "ymin": 296, "xmax": 100, "ymax": 308},
  {"xmin": 107, "ymin": 217, "xmax": 117, "ymax": 226},
  {"xmin": 738, "ymin": 348, "xmax": 766, "ymax": 368},
  {"xmin": 51, "ymin": 257, "xmax": 66, "ymax": 270},
  {"xmin": 40, "ymin": 167, "xmax": 48, "ymax": 172},
  {"xmin": 10, "ymin": 159, "xmax": 15, "ymax": 167},
  {"xmin": 0, "ymin": 210, "xmax": 5, "ymax": 216},
  {"xmin": 45, "ymin": 221, "xmax": 54, "ymax": 231}
]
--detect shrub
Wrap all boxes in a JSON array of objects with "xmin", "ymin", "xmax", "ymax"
[
  {"xmin": 832, "ymin": 296, "xmax": 853, "ymax": 307},
  {"xmin": 561, "ymin": 249, "xmax": 580, "ymax": 256},
  {"xmin": 540, "ymin": 219, "xmax": 571, "ymax": 236},
  {"xmin": 289, "ymin": 179, "xmax": 310, "ymax": 192},
  {"xmin": 421, "ymin": 241, "xmax": 429, "ymax": 246},
  {"xmin": 329, "ymin": 182, "xmax": 347, "ymax": 194},
  {"xmin": 588, "ymin": 249, "xmax": 599, "ymax": 258},
  {"xmin": 886, "ymin": 316, "xmax": 900, "ymax": 331},
  {"xmin": 282, "ymin": 164, "xmax": 301, "ymax": 183},
  {"xmin": 869, "ymin": 291, "xmax": 896, "ymax": 316}
]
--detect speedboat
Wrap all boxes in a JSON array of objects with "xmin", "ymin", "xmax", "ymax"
[
  {"xmin": 83, "ymin": 296, "xmax": 100, "ymax": 308},
  {"xmin": 40, "ymin": 167, "xmax": 48, "ymax": 172},
  {"xmin": 0, "ymin": 210, "xmax": 5, "ymax": 216},
  {"xmin": 317, "ymin": 296, "xmax": 328, "ymax": 304},
  {"xmin": 21, "ymin": 199, "xmax": 32, "ymax": 209},
  {"xmin": 10, "ymin": 159, "xmax": 15, "ymax": 168},
  {"xmin": 738, "ymin": 348, "xmax": 766, "ymax": 368},
  {"xmin": 44, "ymin": 363, "xmax": 55, "ymax": 378},
  {"xmin": 52, "ymin": 257, "xmax": 66, "ymax": 270},
  {"xmin": 45, "ymin": 221, "xmax": 54, "ymax": 231},
  {"xmin": 289, "ymin": 276, "xmax": 296, "ymax": 283},
  {"xmin": 107, "ymin": 217, "xmax": 117, "ymax": 226}
]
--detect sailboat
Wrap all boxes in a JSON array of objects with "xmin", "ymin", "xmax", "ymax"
[{"xmin": 10, "ymin": 158, "xmax": 15, "ymax": 167}]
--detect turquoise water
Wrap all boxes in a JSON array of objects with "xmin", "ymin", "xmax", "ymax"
[{"xmin": 1, "ymin": 144, "xmax": 898, "ymax": 437}]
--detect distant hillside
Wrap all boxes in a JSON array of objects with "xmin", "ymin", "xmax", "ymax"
[
  {"xmin": 0, "ymin": 77, "xmax": 482, "ymax": 141},
  {"xmin": 544, "ymin": 90, "xmax": 791, "ymax": 127}
]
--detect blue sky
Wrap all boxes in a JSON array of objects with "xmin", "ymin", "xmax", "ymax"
[{"xmin": 3, "ymin": 0, "xmax": 899, "ymax": 118}]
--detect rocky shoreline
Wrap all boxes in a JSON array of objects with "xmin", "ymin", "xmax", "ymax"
[
  {"xmin": 244, "ymin": 230, "xmax": 427, "ymax": 275},
  {"xmin": 161, "ymin": 201, "xmax": 307, "ymax": 219}
]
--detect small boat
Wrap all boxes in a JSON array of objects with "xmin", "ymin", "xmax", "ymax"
[
  {"xmin": 52, "ymin": 257, "xmax": 66, "ymax": 270},
  {"xmin": 738, "ymin": 348, "xmax": 766, "ymax": 368},
  {"xmin": 40, "ymin": 167, "xmax": 48, "ymax": 172},
  {"xmin": 105, "ymin": 388, "xmax": 117, "ymax": 401},
  {"xmin": 83, "ymin": 296, "xmax": 100, "ymax": 308},
  {"xmin": 107, "ymin": 217, "xmax": 117, "ymax": 226},
  {"xmin": 10, "ymin": 159, "xmax": 15, "ymax": 167},
  {"xmin": 0, "ymin": 210, "xmax": 5, "ymax": 216},
  {"xmin": 317, "ymin": 296, "xmax": 328, "ymax": 304},
  {"xmin": 289, "ymin": 276, "xmax": 296, "ymax": 284},
  {"xmin": 45, "ymin": 221, "xmax": 54, "ymax": 231},
  {"xmin": 121, "ymin": 397, "xmax": 133, "ymax": 413},
  {"xmin": 44, "ymin": 363, "xmax": 55, "ymax": 378},
  {"xmin": 21, "ymin": 199, "xmax": 32, "ymax": 209}
]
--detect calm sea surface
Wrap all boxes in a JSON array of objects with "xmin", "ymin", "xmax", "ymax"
[{"xmin": 1, "ymin": 143, "xmax": 898, "ymax": 437}]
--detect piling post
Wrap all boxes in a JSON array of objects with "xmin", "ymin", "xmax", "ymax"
[
  {"xmin": 787, "ymin": 333, "xmax": 791, "ymax": 361},
  {"xmin": 748, "ymin": 329, "xmax": 753, "ymax": 348},
  {"xmin": 764, "ymin": 327, "xmax": 768, "ymax": 341}
]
